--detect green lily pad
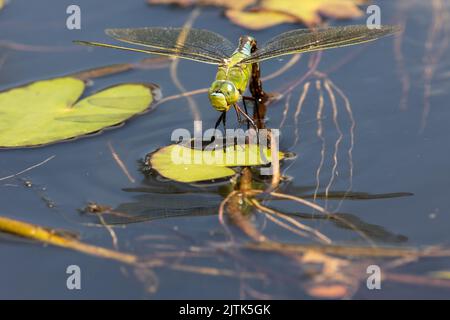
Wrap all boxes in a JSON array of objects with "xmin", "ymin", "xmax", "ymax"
[
  {"xmin": 149, "ymin": 144, "xmax": 285, "ymax": 183},
  {"xmin": 0, "ymin": 77, "xmax": 159, "ymax": 147}
]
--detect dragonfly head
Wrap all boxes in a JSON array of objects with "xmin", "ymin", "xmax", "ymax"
[
  {"xmin": 208, "ymin": 80, "xmax": 240, "ymax": 112},
  {"xmin": 238, "ymin": 36, "xmax": 257, "ymax": 56}
]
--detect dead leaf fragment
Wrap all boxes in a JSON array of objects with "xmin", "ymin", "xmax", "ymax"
[{"xmin": 228, "ymin": 0, "xmax": 367, "ymax": 30}]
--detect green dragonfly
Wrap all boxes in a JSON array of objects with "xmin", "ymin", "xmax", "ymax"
[{"xmin": 75, "ymin": 25, "xmax": 400, "ymax": 129}]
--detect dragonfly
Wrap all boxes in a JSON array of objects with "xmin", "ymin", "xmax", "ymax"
[{"xmin": 75, "ymin": 25, "xmax": 400, "ymax": 129}]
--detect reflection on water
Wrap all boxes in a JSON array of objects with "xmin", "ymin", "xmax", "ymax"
[{"xmin": 90, "ymin": 175, "xmax": 411, "ymax": 246}]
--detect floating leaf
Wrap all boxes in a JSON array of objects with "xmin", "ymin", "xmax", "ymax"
[
  {"xmin": 149, "ymin": 143, "xmax": 285, "ymax": 183},
  {"xmin": 0, "ymin": 77, "xmax": 159, "ymax": 147}
]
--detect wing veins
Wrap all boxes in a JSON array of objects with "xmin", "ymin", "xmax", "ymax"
[
  {"xmin": 241, "ymin": 25, "xmax": 400, "ymax": 64},
  {"xmin": 112, "ymin": 38, "xmax": 227, "ymax": 63},
  {"xmin": 244, "ymin": 35, "xmax": 368, "ymax": 63},
  {"xmin": 74, "ymin": 41, "xmax": 223, "ymax": 65},
  {"xmin": 105, "ymin": 27, "xmax": 235, "ymax": 64}
]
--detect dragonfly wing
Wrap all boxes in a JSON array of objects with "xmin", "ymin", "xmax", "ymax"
[
  {"xmin": 74, "ymin": 40, "xmax": 223, "ymax": 65},
  {"xmin": 241, "ymin": 25, "xmax": 401, "ymax": 64},
  {"xmin": 104, "ymin": 27, "xmax": 236, "ymax": 64}
]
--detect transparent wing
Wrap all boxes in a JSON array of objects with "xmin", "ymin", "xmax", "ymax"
[
  {"xmin": 75, "ymin": 40, "xmax": 229, "ymax": 64},
  {"xmin": 75, "ymin": 27, "xmax": 236, "ymax": 65},
  {"xmin": 241, "ymin": 25, "xmax": 401, "ymax": 64}
]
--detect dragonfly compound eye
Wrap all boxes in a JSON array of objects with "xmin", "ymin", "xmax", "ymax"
[
  {"xmin": 208, "ymin": 80, "xmax": 238, "ymax": 112},
  {"xmin": 209, "ymin": 92, "xmax": 228, "ymax": 112}
]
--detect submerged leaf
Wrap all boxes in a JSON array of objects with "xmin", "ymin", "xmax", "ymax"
[
  {"xmin": 0, "ymin": 77, "xmax": 159, "ymax": 147},
  {"xmin": 149, "ymin": 144, "xmax": 285, "ymax": 183},
  {"xmin": 226, "ymin": 9, "xmax": 297, "ymax": 30},
  {"xmin": 229, "ymin": 0, "xmax": 366, "ymax": 30},
  {"xmin": 256, "ymin": 0, "xmax": 366, "ymax": 28}
]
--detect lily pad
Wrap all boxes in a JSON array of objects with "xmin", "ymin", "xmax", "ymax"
[
  {"xmin": 149, "ymin": 143, "xmax": 285, "ymax": 183},
  {"xmin": 0, "ymin": 77, "xmax": 159, "ymax": 147}
]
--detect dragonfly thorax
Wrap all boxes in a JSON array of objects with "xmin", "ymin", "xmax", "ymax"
[
  {"xmin": 209, "ymin": 47, "xmax": 253, "ymax": 112},
  {"xmin": 208, "ymin": 80, "xmax": 240, "ymax": 112}
]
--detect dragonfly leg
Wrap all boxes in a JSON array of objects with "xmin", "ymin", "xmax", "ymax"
[
  {"xmin": 242, "ymin": 97, "xmax": 250, "ymax": 129},
  {"xmin": 234, "ymin": 104, "xmax": 257, "ymax": 131},
  {"xmin": 222, "ymin": 110, "xmax": 227, "ymax": 130},
  {"xmin": 233, "ymin": 104, "xmax": 242, "ymax": 123},
  {"xmin": 214, "ymin": 112, "xmax": 225, "ymax": 130}
]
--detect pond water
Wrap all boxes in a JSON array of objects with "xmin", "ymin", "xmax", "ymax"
[{"xmin": 1, "ymin": 0, "xmax": 450, "ymax": 299}]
